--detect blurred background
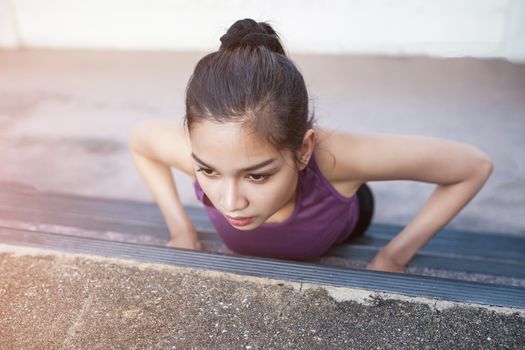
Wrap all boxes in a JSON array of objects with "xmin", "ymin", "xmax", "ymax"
[{"xmin": 0, "ymin": 0, "xmax": 524, "ymax": 235}]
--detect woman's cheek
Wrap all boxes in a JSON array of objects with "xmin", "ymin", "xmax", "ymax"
[{"xmin": 199, "ymin": 178, "xmax": 219, "ymax": 202}]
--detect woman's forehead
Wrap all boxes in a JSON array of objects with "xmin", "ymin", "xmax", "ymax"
[
  {"xmin": 190, "ymin": 120, "xmax": 273, "ymax": 151},
  {"xmin": 189, "ymin": 121, "xmax": 297, "ymax": 168}
]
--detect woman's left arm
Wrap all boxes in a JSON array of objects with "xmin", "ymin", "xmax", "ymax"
[
  {"xmin": 322, "ymin": 131, "xmax": 494, "ymax": 273},
  {"xmin": 367, "ymin": 164, "xmax": 493, "ymax": 272}
]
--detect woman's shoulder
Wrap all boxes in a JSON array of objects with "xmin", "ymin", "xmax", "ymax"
[
  {"xmin": 312, "ymin": 126, "xmax": 366, "ymax": 197},
  {"xmin": 313, "ymin": 126, "xmax": 392, "ymax": 181},
  {"xmin": 130, "ymin": 118, "xmax": 195, "ymax": 177}
]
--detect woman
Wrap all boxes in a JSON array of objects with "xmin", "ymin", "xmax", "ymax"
[{"xmin": 129, "ymin": 18, "xmax": 493, "ymax": 272}]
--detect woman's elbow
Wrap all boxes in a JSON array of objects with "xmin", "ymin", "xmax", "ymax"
[
  {"xmin": 473, "ymin": 151, "xmax": 494, "ymax": 182},
  {"xmin": 482, "ymin": 157, "xmax": 494, "ymax": 181}
]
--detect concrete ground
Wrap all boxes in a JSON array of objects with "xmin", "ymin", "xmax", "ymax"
[
  {"xmin": 1, "ymin": 243, "xmax": 523, "ymax": 350},
  {"xmin": 0, "ymin": 49, "xmax": 524, "ymax": 235}
]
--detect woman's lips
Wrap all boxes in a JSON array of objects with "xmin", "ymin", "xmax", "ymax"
[{"xmin": 225, "ymin": 215, "xmax": 254, "ymax": 227}]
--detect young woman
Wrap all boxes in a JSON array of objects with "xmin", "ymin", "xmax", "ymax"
[{"xmin": 129, "ymin": 18, "xmax": 493, "ymax": 273}]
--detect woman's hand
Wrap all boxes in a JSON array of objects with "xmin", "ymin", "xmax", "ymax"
[
  {"xmin": 165, "ymin": 236, "xmax": 202, "ymax": 250},
  {"xmin": 366, "ymin": 250, "xmax": 406, "ymax": 273},
  {"xmin": 165, "ymin": 235, "xmax": 203, "ymax": 251},
  {"xmin": 164, "ymin": 222, "xmax": 203, "ymax": 251}
]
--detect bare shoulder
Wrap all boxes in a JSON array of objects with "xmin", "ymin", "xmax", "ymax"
[
  {"xmin": 313, "ymin": 127, "xmax": 366, "ymax": 196},
  {"xmin": 129, "ymin": 118, "xmax": 194, "ymax": 177},
  {"xmin": 313, "ymin": 126, "xmax": 492, "ymax": 186}
]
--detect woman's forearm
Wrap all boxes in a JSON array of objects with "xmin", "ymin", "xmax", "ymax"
[
  {"xmin": 376, "ymin": 162, "xmax": 493, "ymax": 268},
  {"xmin": 130, "ymin": 150, "xmax": 197, "ymax": 239}
]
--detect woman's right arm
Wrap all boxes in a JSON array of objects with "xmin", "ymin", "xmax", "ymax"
[{"xmin": 128, "ymin": 119, "xmax": 201, "ymax": 250}]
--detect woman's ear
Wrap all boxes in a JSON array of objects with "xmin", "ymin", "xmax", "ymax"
[{"xmin": 297, "ymin": 129, "xmax": 315, "ymax": 170}]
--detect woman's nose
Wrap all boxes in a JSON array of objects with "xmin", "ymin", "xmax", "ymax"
[{"xmin": 221, "ymin": 180, "xmax": 248, "ymax": 213}]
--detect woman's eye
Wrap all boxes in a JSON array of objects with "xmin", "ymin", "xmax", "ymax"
[
  {"xmin": 248, "ymin": 174, "xmax": 271, "ymax": 182},
  {"xmin": 197, "ymin": 168, "xmax": 270, "ymax": 182},
  {"xmin": 197, "ymin": 168, "xmax": 215, "ymax": 176}
]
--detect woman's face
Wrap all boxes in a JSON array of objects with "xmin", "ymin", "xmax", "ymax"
[{"xmin": 189, "ymin": 120, "xmax": 300, "ymax": 230}]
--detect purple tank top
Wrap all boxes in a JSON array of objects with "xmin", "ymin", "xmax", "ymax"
[{"xmin": 192, "ymin": 151, "xmax": 360, "ymax": 260}]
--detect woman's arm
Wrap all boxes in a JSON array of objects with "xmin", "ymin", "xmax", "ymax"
[
  {"xmin": 367, "ymin": 166, "xmax": 492, "ymax": 272},
  {"xmin": 129, "ymin": 119, "xmax": 202, "ymax": 250},
  {"xmin": 319, "ymin": 130, "xmax": 494, "ymax": 272}
]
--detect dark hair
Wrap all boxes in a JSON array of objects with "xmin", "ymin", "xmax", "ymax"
[{"xmin": 184, "ymin": 18, "xmax": 316, "ymax": 167}]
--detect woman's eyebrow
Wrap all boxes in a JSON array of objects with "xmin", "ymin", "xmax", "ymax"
[{"xmin": 191, "ymin": 153, "xmax": 277, "ymax": 172}]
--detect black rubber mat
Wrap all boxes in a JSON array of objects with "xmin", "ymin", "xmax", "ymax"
[{"xmin": 1, "ymin": 188, "xmax": 524, "ymax": 278}]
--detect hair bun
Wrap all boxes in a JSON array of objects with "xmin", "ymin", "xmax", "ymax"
[{"xmin": 220, "ymin": 18, "xmax": 282, "ymax": 53}]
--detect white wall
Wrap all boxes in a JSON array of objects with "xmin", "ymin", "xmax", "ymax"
[
  {"xmin": 0, "ymin": 0, "xmax": 17, "ymax": 47},
  {"xmin": 1, "ymin": 0, "xmax": 524, "ymax": 62}
]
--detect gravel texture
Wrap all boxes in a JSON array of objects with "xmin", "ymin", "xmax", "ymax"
[{"xmin": 0, "ymin": 246, "xmax": 523, "ymax": 349}]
